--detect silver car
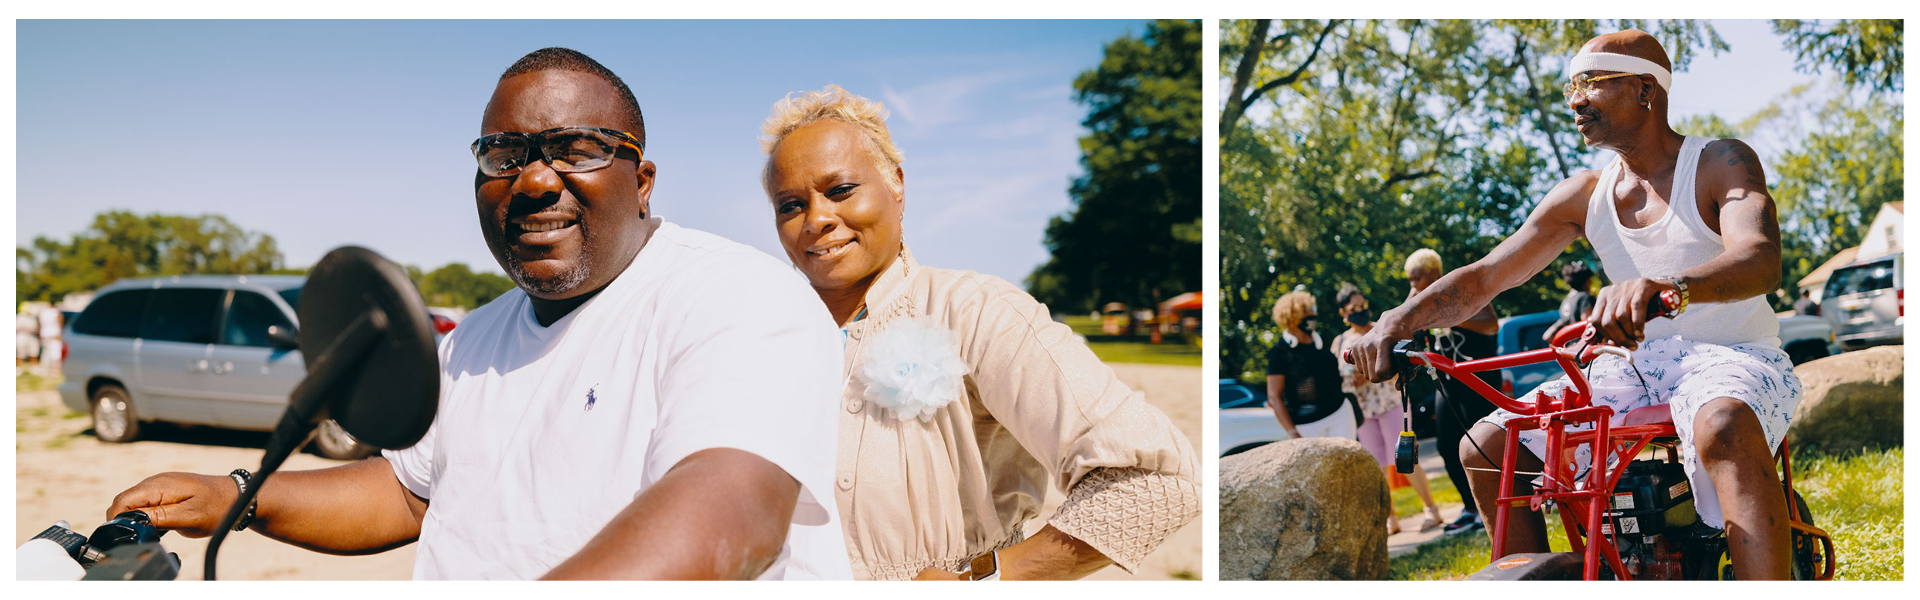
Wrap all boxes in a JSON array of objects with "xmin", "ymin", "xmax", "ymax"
[
  {"xmin": 56, "ymin": 275, "xmax": 376, "ymax": 460},
  {"xmin": 1820, "ymin": 253, "xmax": 1904, "ymax": 351}
]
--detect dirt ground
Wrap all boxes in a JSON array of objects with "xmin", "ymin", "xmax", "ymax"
[{"xmin": 14, "ymin": 363, "xmax": 1200, "ymax": 580}]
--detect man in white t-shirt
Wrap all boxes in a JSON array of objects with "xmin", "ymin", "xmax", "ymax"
[{"xmin": 106, "ymin": 47, "xmax": 850, "ymax": 580}]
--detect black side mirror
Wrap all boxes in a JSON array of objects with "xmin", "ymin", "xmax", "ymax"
[{"xmin": 267, "ymin": 325, "xmax": 300, "ymax": 349}]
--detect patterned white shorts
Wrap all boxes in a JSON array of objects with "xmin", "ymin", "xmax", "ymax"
[{"xmin": 1479, "ymin": 335, "xmax": 1802, "ymax": 528}]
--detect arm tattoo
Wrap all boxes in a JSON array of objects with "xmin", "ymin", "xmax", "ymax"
[{"xmin": 1411, "ymin": 284, "xmax": 1476, "ymax": 326}]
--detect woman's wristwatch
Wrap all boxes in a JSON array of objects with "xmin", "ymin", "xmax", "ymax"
[{"xmin": 967, "ymin": 550, "xmax": 1000, "ymax": 581}]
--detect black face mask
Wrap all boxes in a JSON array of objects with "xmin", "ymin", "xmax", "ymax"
[
  {"xmin": 1346, "ymin": 308, "xmax": 1373, "ymax": 326},
  {"xmin": 1301, "ymin": 319, "xmax": 1317, "ymax": 332}
]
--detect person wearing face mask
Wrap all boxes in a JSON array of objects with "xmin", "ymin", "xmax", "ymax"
[
  {"xmin": 759, "ymin": 85, "xmax": 1199, "ymax": 581},
  {"xmin": 1264, "ymin": 291, "xmax": 1354, "ymax": 441},
  {"xmin": 1328, "ymin": 283, "xmax": 1444, "ymax": 535}
]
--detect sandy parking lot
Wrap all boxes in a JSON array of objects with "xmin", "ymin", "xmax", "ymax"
[{"xmin": 14, "ymin": 363, "xmax": 1200, "ymax": 581}]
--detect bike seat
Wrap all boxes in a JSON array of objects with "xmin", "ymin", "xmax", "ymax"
[{"xmin": 1620, "ymin": 403, "xmax": 1674, "ymax": 427}]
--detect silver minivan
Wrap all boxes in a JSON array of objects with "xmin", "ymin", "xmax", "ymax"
[
  {"xmin": 56, "ymin": 275, "xmax": 376, "ymax": 459},
  {"xmin": 1820, "ymin": 253, "xmax": 1904, "ymax": 351}
]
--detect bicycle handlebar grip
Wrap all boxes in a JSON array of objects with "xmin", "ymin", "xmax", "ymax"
[
  {"xmin": 1652, "ymin": 289, "xmax": 1681, "ymax": 319},
  {"xmin": 1394, "ymin": 431, "xmax": 1418, "ymax": 474}
]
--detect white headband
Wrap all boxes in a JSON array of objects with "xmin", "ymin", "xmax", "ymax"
[{"xmin": 1567, "ymin": 51, "xmax": 1672, "ymax": 92}]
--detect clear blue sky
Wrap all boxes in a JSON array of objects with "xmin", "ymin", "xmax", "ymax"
[{"xmin": 17, "ymin": 20, "xmax": 1144, "ymax": 286}]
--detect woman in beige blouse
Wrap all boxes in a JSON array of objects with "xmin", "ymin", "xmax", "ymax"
[{"xmin": 757, "ymin": 85, "xmax": 1200, "ymax": 580}]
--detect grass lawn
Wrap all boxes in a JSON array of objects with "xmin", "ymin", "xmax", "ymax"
[
  {"xmin": 1061, "ymin": 315, "xmax": 1200, "ymax": 367},
  {"xmin": 1388, "ymin": 447, "xmax": 1904, "ymax": 580}
]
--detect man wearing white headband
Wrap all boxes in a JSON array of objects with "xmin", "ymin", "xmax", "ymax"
[{"xmin": 1350, "ymin": 30, "xmax": 1800, "ymax": 579}]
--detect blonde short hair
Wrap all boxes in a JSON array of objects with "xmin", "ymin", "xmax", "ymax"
[
  {"xmin": 1271, "ymin": 291, "xmax": 1316, "ymax": 328},
  {"xmin": 1405, "ymin": 248, "xmax": 1443, "ymax": 276},
  {"xmin": 760, "ymin": 85, "xmax": 905, "ymax": 191}
]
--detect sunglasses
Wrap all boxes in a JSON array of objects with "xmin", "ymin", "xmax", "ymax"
[
  {"xmin": 1562, "ymin": 72, "xmax": 1640, "ymax": 98},
  {"xmin": 470, "ymin": 127, "xmax": 644, "ymax": 178}
]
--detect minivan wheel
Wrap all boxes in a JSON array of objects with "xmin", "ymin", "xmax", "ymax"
[
  {"xmin": 311, "ymin": 419, "xmax": 377, "ymax": 460},
  {"xmin": 90, "ymin": 383, "xmax": 140, "ymax": 443}
]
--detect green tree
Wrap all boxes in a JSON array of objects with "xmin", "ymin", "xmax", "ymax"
[
  {"xmin": 416, "ymin": 263, "xmax": 516, "ymax": 310},
  {"xmin": 1027, "ymin": 19, "xmax": 1201, "ymax": 314},
  {"xmin": 1771, "ymin": 94, "xmax": 1904, "ymax": 296},
  {"xmin": 1219, "ymin": 19, "xmax": 1725, "ymax": 380},
  {"xmin": 16, "ymin": 211, "xmax": 282, "ymax": 304},
  {"xmin": 1774, "ymin": 19, "xmax": 1904, "ymax": 93}
]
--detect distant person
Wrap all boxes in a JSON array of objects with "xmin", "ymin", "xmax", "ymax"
[
  {"xmin": 1265, "ymin": 290, "xmax": 1354, "ymax": 440},
  {"xmin": 18, "ymin": 304, "xmax": 41, "ymax": 366},
  {"xmin": 1543, "ymin": 261, "xmax": 1598, "ymax": 343},
  {"xmin": 1793, "ymin": 289, "xmax": 1820, "ymax": 316},
  {"xmin": 37, "ymin": 304, "xmax": 63, "ymax": 376},
  {"xmin": 1351, "ymin": 30, "xmax": 1804, "ymax": 577},
  {"xmin": 759, "ymin": 85, "xmax": 1198, "ymax": 580},
  {"xmin": 1401, "ymin": 248, "xmax": 1501, "ymax": 536},
  {"xmin": 1329, "ymin": 283, "xmax": 1444, "ymax": 535},
  {"xmin": 108, "ymin": 47, "xmax": 850, "ymax": 580}
]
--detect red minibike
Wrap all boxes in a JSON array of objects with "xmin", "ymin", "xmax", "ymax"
[{"xmin": 1355, "ymin": 292, "xmax": 1835, "ymax": 580}]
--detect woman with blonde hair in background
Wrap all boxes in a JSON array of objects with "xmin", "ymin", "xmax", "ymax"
[
  {"xmin": 1403, "ymin": 248, "xmax": 1502, "ymax": 535},
  {"xmin": 758, "ymin": 85, "xmax": 1200, "ymax": 580},
  {"xmin": 1328, "ymin": 282, "xmax": 1444, "ymax": 534}
]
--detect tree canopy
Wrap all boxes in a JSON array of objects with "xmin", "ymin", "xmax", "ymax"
[
  {"xmin": 1028, "ymin": 19, "xmax": 1202, "ymax": 314},
  {"xmin": 415, "ymin": 263, "xmax": 516, "ymax": 310},
  {"xmin": 17, "ymin": 211, "xmax": 283, "ymax": 304},
  {"xmin": 18, "ymin": 210, "xmax": 519, "ymax": 312}
]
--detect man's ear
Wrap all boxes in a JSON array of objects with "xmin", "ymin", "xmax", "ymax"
[{"xmin": 635, "ymin": 159, "xmax": 658, "ymax": 217}]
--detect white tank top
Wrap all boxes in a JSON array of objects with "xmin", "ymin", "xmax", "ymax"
[{"xmin": 1585, "ymin": 136, "xmax": 1780, "ymax": 349}]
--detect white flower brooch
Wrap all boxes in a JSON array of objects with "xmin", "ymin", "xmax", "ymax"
[{"xmin": 859, "ymin": 316, "xmax": 971, "ymax": 422}]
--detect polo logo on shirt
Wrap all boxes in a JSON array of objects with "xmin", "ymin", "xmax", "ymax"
[{"xmin": 586, "ymin": 384, "xmax": 599, "ymax": 411}]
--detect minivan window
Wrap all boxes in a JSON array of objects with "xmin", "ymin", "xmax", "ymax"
[
  {"xmin": 71, "ymin": 289, "xmax": 152, "ymax": 338},
  {"xmin": 1826, "ymin": 260, "xmax": 1896, "ymax": 298},
  {"xmin": 222, "ymin": 291, "xmax": 294, "ymax": 348},
  {"xmin": 140, "ymin": 288, "xmax": 226, "ymax": 344},
  {"xmin": 278, "ymin": 287, "xmax": 301, "ymax": 311}
]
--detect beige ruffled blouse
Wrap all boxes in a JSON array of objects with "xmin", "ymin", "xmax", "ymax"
[{"xmin": 833, "ymin": 247, "xmax": 1200, "ymax": 580}]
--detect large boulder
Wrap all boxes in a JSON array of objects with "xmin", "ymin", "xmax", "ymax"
[
  {"xmin": 1219, "ymin": 437, "xmax": 1389, "ymax": 580},
  {"xmin": 1787, "ymin": 345, "xmax": 1903, "ymax": 454}
]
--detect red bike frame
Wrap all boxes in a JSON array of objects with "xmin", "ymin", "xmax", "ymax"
[{"xmin": 1399, "ymin": 322, "xmax": 1835, "ymax": 580}]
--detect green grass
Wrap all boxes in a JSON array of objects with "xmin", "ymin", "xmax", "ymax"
[
  {"xmin": 1061, "ymin": 315, "xmax": 1201, "ymax": 366},
  {"xmin": 1391, "ymin": 473, "xmax": 1463, "ymax": 519},
  {"xmin": 16, "ymin": 370, "xmax": 60, "ymax": 392},
  {"xmin": 1391, "ymin": 510, "xmax": 1573, "ymax": 580},
  {"xmin": 1388, "ymin": 448, "xmax": 1904, "ymax": 580},
  {"xmin": 1793, "ymin": 447, "xmax": 1904, "ymax": 580}
]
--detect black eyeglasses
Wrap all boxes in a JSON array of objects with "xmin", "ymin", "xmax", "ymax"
[{"xmin": 470, "ymin": 127, "xmax": 644, "ymax": 177}]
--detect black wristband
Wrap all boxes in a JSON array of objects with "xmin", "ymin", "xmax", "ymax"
[{"xmin": 228, "ymin": 469, "xmax": 258, "ymax": 532}]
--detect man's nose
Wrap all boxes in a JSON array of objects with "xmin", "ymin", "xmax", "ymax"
[{"xmin": 509, "ymin": 158, "xmax": 565, "ymax": 200}]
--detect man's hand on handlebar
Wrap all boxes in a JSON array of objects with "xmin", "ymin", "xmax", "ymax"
[
  {"xmin": 106, "ymin": 473, "xmax": 238, "ymax": 539},
  {"xmin": 1347, "ymin": 327, "xmax": 1405, "ymax": 384},
  {"xmin": 1589, "ymin": 278, "xmax": 1682, "ymax": 350}
]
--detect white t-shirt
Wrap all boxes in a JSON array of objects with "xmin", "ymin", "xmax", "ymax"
[
  {"xmin": 383, "ymin": 219, "xmax": 851, "ymax": 580},
  {"xmin": 39, "ymin": 308, "xmax": 61, "ymax": 339}
]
